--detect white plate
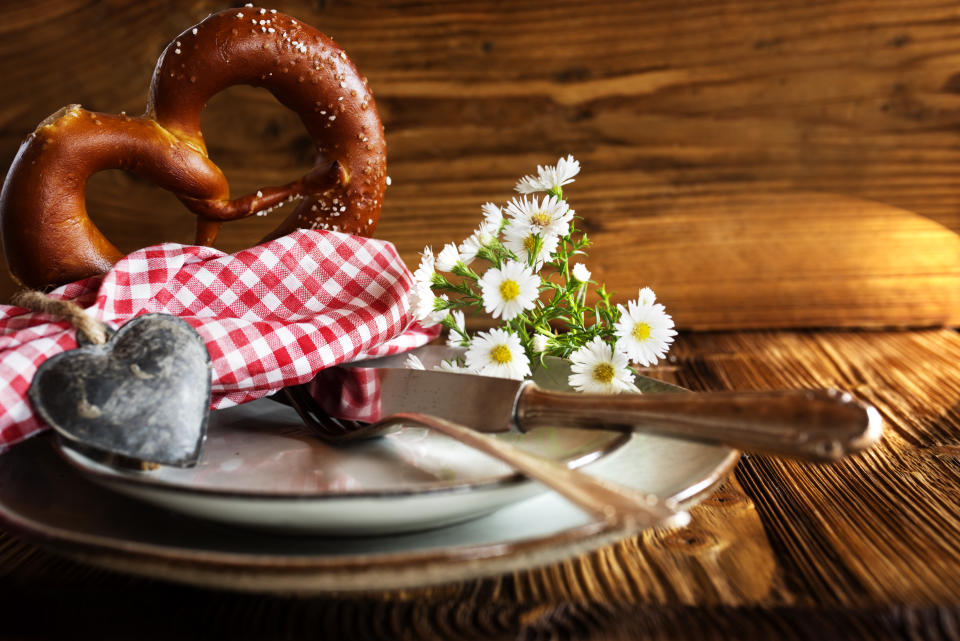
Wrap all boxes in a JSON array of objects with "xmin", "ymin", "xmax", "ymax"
[
  {"xmin": 54, "ymin": 353, "xmax": 635, "ymax": 535},
  {"xmin": 57, "ymin": 399, "xmax": 628, "ymax": 535}
]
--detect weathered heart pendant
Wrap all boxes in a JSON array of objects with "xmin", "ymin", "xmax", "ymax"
[{"xmin": 29, "ymin": 313, "xmax": 211, "ymax": 467}]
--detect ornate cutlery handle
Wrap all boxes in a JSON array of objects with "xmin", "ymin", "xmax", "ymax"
[{"xmin": 517, "ymin": 387, "xmax": 882, "ymax": 462}]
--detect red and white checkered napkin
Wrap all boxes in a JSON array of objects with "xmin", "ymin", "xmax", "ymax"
[{"xmin": 0, "ymin": 230, "xmax": 438, "ymax": 453}]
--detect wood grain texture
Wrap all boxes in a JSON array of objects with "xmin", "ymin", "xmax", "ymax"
[
  {"xmin": 2, "ymin": 329, "xmax": 960, "ymax": 639},
  {"xmin": 601, "ymin": 192, "xmax": 960, "ymax": 329},
  {"xmin": 1, "ymin": 1, "xmax": 959, "ymax": 328}
]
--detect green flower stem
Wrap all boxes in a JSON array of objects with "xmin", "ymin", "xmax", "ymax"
[
  {"xmin": 523, "ymin": 236, "xmax": 536, "ymax": 269},
  {"xmin": 440, "ymin": 315, "xmax": 470, "ymax": 344},
  {"xmin": 476, "ymin": 245, "xmax": 500, "ymax": 267},
  {"xmin": 450, "ymin": 262, "xmax": 480, "ymax": 281},
  {"xmin": 435, "ymin": 281, "xmax": 479, "ymax": 300}
]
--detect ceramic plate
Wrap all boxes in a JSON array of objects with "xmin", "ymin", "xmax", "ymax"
[
  {"xmin": 0, "ymin": 348, "xmax": 738, "ymax": 591},
  {"xmin": 0, "ymin": 423, "xmax": 737, "ymax": 593},
  {"xmin": 52, "ymin": 350, "xmax": 634, "ymax": 535}
]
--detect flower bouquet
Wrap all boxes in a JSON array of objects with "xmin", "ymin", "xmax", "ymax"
[{"xmin": 408, "ymin": 156, "xmax": 677, "ymax": 392}]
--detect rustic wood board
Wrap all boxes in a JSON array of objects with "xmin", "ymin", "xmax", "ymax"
[
  {"xmin": 1, "ymin": 329, "xmax": 959, "ymax": 639},
  {"xmin": 1, "ymin": 1, "xmax": 960, "ymax": 329},
  {"xmin": 581, "ymin": 192, "xmax": 960, "ymax": 329}
]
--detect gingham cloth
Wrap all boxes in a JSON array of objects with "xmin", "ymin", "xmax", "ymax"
[{"xmin": 0, "ymin": 230, "xmax": 437, "ymax": 453}]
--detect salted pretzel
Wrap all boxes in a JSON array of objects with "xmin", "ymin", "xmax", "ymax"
[{"xmin": 0, "ymin": 6, "xmax": 387, "ymax": 289}]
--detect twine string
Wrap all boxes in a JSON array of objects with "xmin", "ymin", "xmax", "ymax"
[{"xmin": 11, "ymin": 290, "xmax": 108, "ymax": 344}]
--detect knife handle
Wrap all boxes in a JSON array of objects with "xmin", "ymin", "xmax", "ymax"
[{"xmin": 515, "ymin": 386, "xmax": 883, "ymax": 463}]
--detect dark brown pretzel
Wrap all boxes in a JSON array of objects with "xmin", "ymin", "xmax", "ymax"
[{"xmin": 0, "ymin": 6, "xmax": 387, "ymax": 290}]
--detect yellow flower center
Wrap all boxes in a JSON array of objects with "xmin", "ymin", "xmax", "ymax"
[
  {"xmin": 523, "ymin": 234, "xmax": 538, "ymax": 253},
  {"xmin": 530, "ymin": 211, "xmax": 552, "ymax": 227},
  {"xmin": 632, "ymin": 322, "xmax": 651, "ymax": 341},
  {"xmin": 490, "ymin": 344, "xmax": 513, "ymax": 364},
  {"xmin": 499, "ymin": 279, "xmax": 520, "ymax": 301},
  {"xmin": 593, "ymin": 363, "xmax": 615, "ymax": 383}
]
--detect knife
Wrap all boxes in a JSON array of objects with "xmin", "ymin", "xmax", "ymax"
[{"xmin": 320, "ymin": 346, "xmax": 883, "ymax": 463}]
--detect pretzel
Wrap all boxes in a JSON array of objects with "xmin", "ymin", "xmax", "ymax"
[{"xmin": 0, "ymin": 6, "xmax": 387, "ymax": 290}]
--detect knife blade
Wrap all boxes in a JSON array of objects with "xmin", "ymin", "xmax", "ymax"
[{"xmin": 324, "ymin": 346, "xmax": 882, "ymax": 463}]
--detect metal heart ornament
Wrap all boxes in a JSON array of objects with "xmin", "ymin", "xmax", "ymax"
[{"xmin": 29, "ymin": 313, "xmax": 211, "ymax": 467}]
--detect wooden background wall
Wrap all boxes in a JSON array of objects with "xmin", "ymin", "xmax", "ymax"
[{"xmin": 1, "ymin": 0, "xmax": 959, "ymax": 328}]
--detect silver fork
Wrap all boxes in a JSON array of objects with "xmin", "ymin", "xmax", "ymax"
[{"xmin": 280, "ymin": 385, "xmax": 689, "ymax": 532}]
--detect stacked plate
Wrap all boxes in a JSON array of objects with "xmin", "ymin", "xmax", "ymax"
[{"xmin": 0, "ymin": 350, "xmax": 737, "ymax": 593}]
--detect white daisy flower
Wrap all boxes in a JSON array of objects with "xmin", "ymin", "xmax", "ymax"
[
  {"xmin": 514, "ymin": 174, "xmax": 544, "ymax": 195},
  {"xmin": 445, "ymin": 309, "xmax": 467, "ymax": 347},
  {"xmin": 502, "ymin": 223, "xmax": 559, "ymax": 269},
  {"xmin": 568, "ymin": 337, "xmax": 636, "ymax": 394},
  {"xmin": 636, "ymin": 286, "xmax": 657, "ymax": 306},
  {"xmin": 413, "ymin": 246, "xmax": 435, "ymax": 287},
  {"xmin": 478, "ymin": 260, "xmax": 541, "ymax": 321},
  {"xmin": 435, "ymin": 242, "xmax": 461, "ymax": 272},
  {"xmin": 408, "ymin": 281, "xmax": 436, "ymax": 323},
  {"xmin": 436, "ymin": 359, "xmax": 471, "ymax": 374},
  {"xmin": 571, "ymin": 263, "xmax": 592, "ymax": 282},
  {"xmin": 531, "ymin": 334, "xmax": 550, "ymax": 353},
  {"xmin": 481, "ymin": 202, "xmax": 503, "ymax": 229},
  {"xmin": 515, "ymin": 155, "xmax": 581, "ymax": 194},
  {"xmin": 464, "ymin": 328, "xmax": 531, "ymax": 380},
  {"xmin": 614, "ymin": 288, "xmax": 677, "ymax": 366},
  {"xmin": 458, "ymin": 222, "xmax": 497, "ymax": 265},
  {"xmin": 504, "ymin": 194, "xmax": 573, "ymax": 238},
  {"xmin": 404, "ymin": 354, "xmax": 426, "ymax": 370},
  {"xmin": 409, "ymin": 284, "xmax": 448, "ymax": 328}
]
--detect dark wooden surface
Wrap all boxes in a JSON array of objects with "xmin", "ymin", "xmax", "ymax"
[
  {"xmin": 1, "ymin": 1, "xmax": 959, "ymax": 327},
  {"xmin": 3, "ymin": 2, "xmax": 960, "ymax": 638},
  {"xmin": 2, "ymin": 329, "xmax": 960, "ymax": 640}
]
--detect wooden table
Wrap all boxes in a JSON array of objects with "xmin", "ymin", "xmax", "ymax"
[{"xmin": 2, "ymin": 328, "xmax": 958, "ymax": 640}]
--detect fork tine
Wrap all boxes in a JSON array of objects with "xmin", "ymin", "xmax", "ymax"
[{"xmin": 283, "ymin": 384, "xmax": 392, "ymax": 442}]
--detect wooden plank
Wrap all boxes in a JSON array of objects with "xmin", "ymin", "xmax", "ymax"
[
  {"xmin": 672, "ymin": 329, "xmax": 960, "ymax": 606},
  {"xmin": 585, "ymin": 192, "xmax": 960, "ymax": 329},
  {"xmin": 1, "ymin": 329, "xmax": 959, "ymax": 640},
  {"xmin": 2, "ymin": 1, "xmax": 960, "ymax": 328}
]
